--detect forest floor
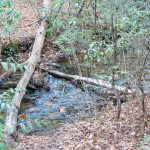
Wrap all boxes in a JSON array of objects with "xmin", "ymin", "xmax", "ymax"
[
  {"xmin": 5, "ymin": 1, "xmax": 150, "ymax": 150},
  {"xmin": 16, "ymin": 98, "xmax": 150, "ymax": 150},
  {"xmin": 11, "ymin": 0, "xmax": 39, "ymax": 42}
]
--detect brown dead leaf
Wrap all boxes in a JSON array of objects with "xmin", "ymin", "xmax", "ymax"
[
  {"xmin": 44, "ymin": 101, "xmax": 53, "ymax": 107},
  {"xmin": 58, "ymin": 106, "xmax": 66, "ymax": 113},
  {"xmin": 18, "ymin": 114, "xmax": 26, "ymax": 119}
]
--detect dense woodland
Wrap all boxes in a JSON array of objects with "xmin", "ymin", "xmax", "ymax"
[{"xmin": 0, "ymin": 0, "xmax": 150, "ymax": 149}]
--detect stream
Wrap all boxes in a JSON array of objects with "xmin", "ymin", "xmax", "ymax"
[{"xmin": 19, "ymin": 73, "xmax": 107, "ymax": 130}]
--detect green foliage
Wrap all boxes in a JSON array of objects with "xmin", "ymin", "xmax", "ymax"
[
  {"xmin": 56, "ymin": 0, "xmax": 148, "ymax": 76},
  {"xmin": 19, "ymin": 119, "xmax": 50, "ymax": 133},
  {"xmin": 0, "ymin": 118, "xmax": 7, "ymax": 150},
  {"xmin": 84, "ymin": 41, "xmax": 113, "ymax": 64},
  {"xmin": 0, "ymin": 87, "xmax": 24, "ymax": 148},
  {"xmin": 0, "ymin": 88, "xmax": 25, "ymax": 113},
  {"xmin": 1, "ymin": 62, "xmax": 28, "ymax": 74},
  {"xmin": 0, "ymin": 0, "xmax": 20, "ymax": 37},
  {"xmin": 43, "ymin": 0, "xmax": 64, "ymax": 37},
  {"xmin": 54, "ymin": 28, "xmax": 79, "ymax": 55},
  {"xmin": 0, "ymin": 3, "xmax": 24, "ymax": 148},
  {"xmin": 140, "ymin": 136, "xmax": 150, "ymax": 150},
  {"xmin": 0, "ymin": 87, "xmax": 25, "ymax": 149},
  {"xmin": 0, "ymin": 114, "xmax": 8, "ymax": 149},
  {"xmin": 0, "ymin": 90, "xmax": 20, "ymax": 144}
]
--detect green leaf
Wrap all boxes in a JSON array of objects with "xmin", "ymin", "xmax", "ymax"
[
  {"xmin": 53, "ymin": 18, "xmax": 62, "ymax": 28},
  {"xmin": 1, "ymin": 62, "xmax": 9, "ymax": 72},
  {"xmin": 34, "ymin": 119, "xmax": 42, "ymax": 128},
  {"xmin": 20, "ymin": 123, "xmax": 28, "ymax": 133},
  {"xmin": 10, "ymin": 63, "xmax": 17, "ymax": 73},
  {"xmin": 0, "ymin": 103, "xmax": 6, "ymax": 112},
  {"xmin": 46, "ymin": 28, "xmax": 53, "ymax": 37},
  {"xmin": 26, "ymin": 121, "xmax": 33, "ymax": 130},
  {"xmin": 17, "ymin": 64, "xmax": 24, "ymax": 73},
  {"xmin": 2, "ymin": 25, "xmax": 11, "ymax": 33},
  {"xmin": 41, "ymin": 120, "xmax": 49, "ymax": 126},
  {"xmin": 9, "ymin": 88, "xmax": 15, "ymax": 94}
]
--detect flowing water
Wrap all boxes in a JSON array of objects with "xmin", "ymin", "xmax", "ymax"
[{"xmin": 19, "ymin": 73, "xmax": 107, "ymax": 128}]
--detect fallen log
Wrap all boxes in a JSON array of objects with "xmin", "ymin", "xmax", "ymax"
[
  {"xmin": 4, "ymin": 0, "xmax": 50, "ymax": 146},
  {"xmin": 47, "ymin": 70, "xmax": 136, "ymax": 94}
]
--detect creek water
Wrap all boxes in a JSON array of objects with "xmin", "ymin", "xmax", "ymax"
[{"xmin": 19, "ymin": 73, "xmax": 107, "ymax": 127}]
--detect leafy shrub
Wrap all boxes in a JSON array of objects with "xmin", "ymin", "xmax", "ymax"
[{"xmin": 0, "ymin": 0, "xmax": 20, "ymax": 37}]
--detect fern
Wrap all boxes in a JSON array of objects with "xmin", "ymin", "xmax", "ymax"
[
  {"xmin": 26, "ymin": 121, "xmax": 33, "ymax": 130},
  {"xmin": 19, "ymin": 118, "xmax": 51, "ymax": 133},
  {"xmin": 20, "ymin": 123, "xmax": 28, "ymax": 133},
  {"xmin": 34, "ymin": 119, "xmax": 42, "ymax": 128}
]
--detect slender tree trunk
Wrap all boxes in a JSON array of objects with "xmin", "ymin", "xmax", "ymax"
[{"xmin": 138, "ymin": 49, "xmax": 150, "ymax": 132}]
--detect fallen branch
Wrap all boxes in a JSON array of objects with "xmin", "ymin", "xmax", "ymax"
[
  {"xmin": 47, "ymin": 70, "xmax": 136, "ymax": 94},
  {"xmin": 4, "ymin": 0, "xmax": 50, "ymax": 146}
]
